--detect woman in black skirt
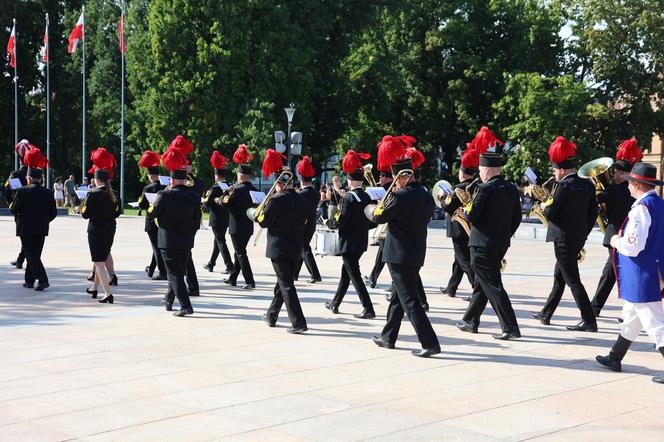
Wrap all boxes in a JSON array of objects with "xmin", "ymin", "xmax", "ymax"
[{"xmin": 81, "ymin": 168, "xmax": 120, "ymax": 303}]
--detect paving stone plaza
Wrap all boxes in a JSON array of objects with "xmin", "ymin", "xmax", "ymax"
[{"xmin": 1, "ymin": 214, "xmax": 663, "ymax": 441}]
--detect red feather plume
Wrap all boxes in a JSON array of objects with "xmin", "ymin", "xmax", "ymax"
[
  {"xmin": 23, "ymin": 147, "xmax": 48, "ymax": 169},
  {"xmin": 210, "ymin": 151, "xmax": 229, "ymax": 170},
  {"xmin": 342, "ymin": 149, "xmax": 371, "ymax": 174},
  {"xmin": 16, "ymin": 139, "xmax": 34, "ymax": 157},
  {"xmin": 616, "ymin": 138, "xmax": 643, "ymax": 163},
  {"xmin": 262, "ymin": 149, "xmax": 287, "ymax": 177},
  {"xmin": 232, "ymin": 144, "xmax": 253, "ymax": 164},
  {"xmin": 376, "ymin": 134, "xmax": 415, "ymax": 172},
  {"xmin": 460, "ymin": 148, "xmax": 480, "ymax": 169},
  {"xmin": 468, "ymin": 126, "xmax": 503, "ymax": 154},
  {"xmin": 168, "ymin": 135, "xmax": 194, "ymax": 157},
  {"xmin": 138, "ymin": 150, "xmax": 161, "ymax": 168},
  {"xmin": 161, "ymin": 147, "xmax": 189, "ymax": 172},
  {"xmin": 297, "ymin": 155, "xmax": 316, "ymax": 178},
  {"xmin": 548, "ymin": 136, "xmax": 577, "ymax": 164},
  {"xmin": 88, "ymin": 147, "xmax": 117, "ymax": 178},
  {"xmin": 405, "ymin": 147, "xmax": 426, "ymax": 169}
]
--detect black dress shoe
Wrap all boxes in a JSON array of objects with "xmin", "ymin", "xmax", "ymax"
[
  {"xmin": 87, "ymin": 272, "xmax": 95, "ymax": 282},
  {"xmin": 308, "ymin": 278, "xmax": 322, "ymax": 284},
  {"xmin": 86, "ymin": 288, "xmax": 98, "ymax": 299},
  {"xmin": 22, "ymin": 282, "xmax": 34, "ymax": 288},
  {"xmin": 371, "ymin": 336, "xmax": 395, "ymax": 349},
  {"xmin": 34, "ymin": 282, "xmax": 50, "ymax": 292},
  {"xmin": 354, "ymin": 309, "xmax": 376, "ymax": 319},
  {"xmin": 412, "ymin": 347, "xmax": 441, "ymax": 358},
  {"xmin": 11, "ymin": 260, "xmax": 22, "ymax": 269},
  {"xmin": 456, "ymin": 321, "xmax": 478, "ymax": 334},
  {"xmin": 287, "ymin": 326, "xmax": 307, "ymax": 334},
  {"xmin": 145, "ymin": 266, "xmax": 150, "ymax": 275},
  {"xmin": 151, "ymin": 274, "xmax": 167, "ymax": 281},
  {"xmin": 173, "ymin": 308, "xmax": 194, "ymax": 317},
  {"xmin": 223, "ymin": 278, "xmax": 237, "ymax": 286},
  {"xmin": 617, "ymin": 317, "xmax": 624, "ymax": 323},
  {"xmin": 242, "ymin": 283, "xmax": 255, "ymax": 290},
  {"xmin": 261, "ymin": 313, "xmax": 276, "ymax": 327},
  {"xmin": 439, "ymin": 286, "xmax": 456, "ymax": 297},
  {"xmin": 595, "ymin": 354, "xmax": 622, "ymax": 372},
  {"xmin": 98, "ymin": 294, "xmax": 114, "ymax": 304},
  {"xmin": 109, "ymin": 275, "xmax": 118, "ymax": 286},
  {"xmin": 161, "ymin": 298, "xmax": 173, "ymax": 311},
  {"xmin": 421, "ymin": 303, "xmax": 430, "ymax": 312},
  {"xmin": 325, "ymin": 302, "xmax": 339, "ymax": 314},
  {"xmin": 223, "ymin": 267, "xmax": 234, "ymax": 274},
  {"xmin": 492, "ymin": 330, "xmax": 521, "ymax": 340},
  {"xmin": 566, "ymin": 321, "xmax": 598, "ymax": 332},
  {"xmin": 652, "ymin": 376, "xmax": 664, "ymax": 384},
  {"xmin": 531, "ymin": 311, "xmax": 550, "ymax": 325},
  {"xmin": 189, "ymin": 290, "xmax": 200, "ymax": 297},
  {"xmin": 203, "ymin": 263, "xmax": 214, "ymax": 272}
]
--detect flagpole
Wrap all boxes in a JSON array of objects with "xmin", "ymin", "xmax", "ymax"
[
  {"xmin": 81, "ymin": 6, "xmax": 87, "ymax": 182},
  {"xmin": 120, "ymin": 1, "xmax": 125, "ymax": 205},
  {"xmin": 13, "ymin": 18, "xmax": 18, "ymax": 171},
  {"xmin": 46, "ymin": 14, "xmax": 51, "ymax": 188}
]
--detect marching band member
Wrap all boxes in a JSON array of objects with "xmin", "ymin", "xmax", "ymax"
[
  {"xmin": 222, "ymin": 144, "xmax": 258, "ymax": 289},
  {"xmin": 370, "ymin": 149, "xmax": 440, "ymax": 357},
  {"xmin": 293, "ymin": 155, "xmax": 322, "ymax": 283},
  {"xmin": 258, "ymin": 150, "xmax": 310, "ymax": 333},
  {"xmin": 325, "ymin": 149, "xmax": 375, "ymax": 319},
  {"xmin": 203, "ymin": 151, "xmax": 235, "ymax": 275},
  {"xmin": 10, "ymin": 146, "xmax": 56, "ymax": 291},
  {"xmin": 5, "ymin": 140, "xmax": 32, "ymax": 269},
  {"xmin": 456, "ymin": 127, "xmax": 522, "ymax": 340},
  {"xmin": 81, "ymin": 148, "xmax": 121, "ymax": 304},
  {"xmin": 595, "ymin": 163, "xmax": 664, "ymax": 384},
  {"xmin": 364, "ymin": 170, "xmax": 393, "ymax": 289},
  {"xmin": 531, "ymin": 136, "xmax": 598, "ymax": 332},
  {"xmin": 440, "ymin": 147, "xmax": 479, "ymax": 300},
  {"xmin": 148, "ymin": 147, "xmax": 202, "ymax": 316},
  {"xmin": 590, "ymin": 138, "xmax": 641, "ymax": 317},
  {"xmin": 137, "ymin": 150, "xmax": 167, "ymax": 280}
]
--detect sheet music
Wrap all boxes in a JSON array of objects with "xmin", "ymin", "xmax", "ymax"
[
  {"xmin": 144, "ymin": 192, "xmax": 158, "ymax": 204},
  {"xmin": 250, "ymin": 191, "xmax": 266, "ymax": 205},
  {"xmin": 75, "ymin": 190, "xmax": 88, "ymax": 200},
  {"xmin": 524, "ymin": 167, "xmax": 537, "ymax": 185},
  {"xmin": 159, "ymin": 175, "xmax": 170, "ymax": 186},
  {"xmin": 365, "ymin": 186, "xmax": 387, "ymax": 201},
  {"xmin": 219, "ymin": 182, "xmax": 229, "ymax": 191},
  {"xmin": 8, "ymin": 178, "xmax": 21, "ymax": 190}
]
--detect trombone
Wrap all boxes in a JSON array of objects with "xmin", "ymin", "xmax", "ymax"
[
  {"xmin": 364, "ymin": 168, "xmax": 413, "ymax": 221},
  {"xmin": 246, "ymin": 169, "xmax": 294, "ymax": 222},
  {"xmin": 363, "ymin": 164, "xmax": 377, "ymax": 187}
]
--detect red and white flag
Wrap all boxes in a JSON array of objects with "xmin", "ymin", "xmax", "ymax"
[
  {"xmin": 6, "ymin": 22, "xmax": 16, "ymax": 68},
  {"xmin": 43, "ymin": 21, "xmax": 48, "ymax": 63},
  {"xmin": 118, "ymin": 13, "xmax": 126, "ymax": 54},
  {"xmin": 68, "ymin": 11, "xmax": 84, "ymax": 55}
]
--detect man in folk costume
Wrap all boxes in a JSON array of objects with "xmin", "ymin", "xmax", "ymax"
[
  {"xmin": 456, "ymin": 127, "xmax": 522, "ymax": 340},
  {"xmin": 10, "ymin": 146, "xmax": 57, "ymax": 291},
  {"xmin": 595, "ymin": 162, "xmax": 664, "ymax": 384},
  {"xmin": 293, "ymin": 155, "xmax": 322, "ymax": 283},
  {"xmin": 148, "ymin": 147, "xmax": 202, "ymax": 316},
  {"xmin": 203, "ymin": 151, "xmax": 235, "ymax": 275},
  {"xmin": 440, "ymin": 146, "xmax": 480, "ymax": 300},
  {"xmin": 138, "ymin": 150, "xmax": 167, "ymax": 280},
  {"xmin": 325, "ymin": 149, "xmax": 375, "ymax": 319},
  {"xmin": 5, "ymin": 140, "xmax": 32, "ymax": 269},
  {"xmin": 222, "ymin": 144, "xmax": 258, "ymax": 289},
  {"xmin": 590, "ymin": 138, "xmax": 641, "ymax": 318},
  {"xmin": 532, "ymin": 136, "xmax": 599, "ymax": 331},
  {"xmin": 258, "ymin": 150, "xmax": 310, "ymax": 333}
]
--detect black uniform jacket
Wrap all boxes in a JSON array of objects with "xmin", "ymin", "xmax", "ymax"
[
  {"xmin": 3, "ymin": 167, "xmax": 27, "ymax": 205},
  {"xmin": 258, "ymin": 188, "xmax": 308, "ymax": 260},
  {"xmin": 598, "ymin": 181, "xmax": 634, "ymax": 247},
  {"xmin": 544, "ymin": 173, "xmax": 598, "ymax": 244},
  {"xmin": 223, "ymin": 181, "xmax": 258, "ymax": 236},
  {"xmin": 81, "ymin": 187, "xmax": 121, "ymax": 233},
  {"xmin": 374, "ymin": 181, "xmax": 434, "ymax": 267},
  {"xmin": 203, "ymin": 182, "xmax": 231, "ymax": 230},
  {"xmin": 442, "ymin": 178, "xmax": 474, "ymax": 240},
  {"xmin": 467, "ymin": 175, "xmax": 521, "ymax": 251},
  {"xmin": 298, "ymin": 185, "xmax": 319, "ymax": 237},
  {"xmin": 188, "ymin": 174, "xmax": 206, "ymax": 198},
  {"xmin": 337, "ymin": 187, "xmax": 372, "ymax": 254},
  {"xmin": 10, "ymin": 183, "xmax": 57, "ymax": 236},
  {"xmin": 138, "ymin": 181, "xmax": 166, "ymax": 232},
  {"xmin": 147, "ymin": 184, "xmax": 201, "ymax": 250}
]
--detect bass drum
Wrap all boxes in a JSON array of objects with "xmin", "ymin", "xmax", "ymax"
[{"xmin": 315, "ymin": 228, "xmax": 341, "ymax": 256}]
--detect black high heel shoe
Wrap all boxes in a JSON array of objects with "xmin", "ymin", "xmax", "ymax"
[
  {"xmin": 109, "ymin": 275, "xmax": 118, "ymax": 286},
  {"xmin": 98, "ymin": 294, "xmax": 114, "ymax": 304},
  {"xmin": 86, "ymin": 288, "xmax": 98, "ymax": 299},
  {"xmin": 87, "ymin": 271, "xmax": 95, "ymax": 282}
]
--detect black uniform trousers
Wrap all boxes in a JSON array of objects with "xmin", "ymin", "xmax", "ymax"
[
  {"xmin": 147, "ymin": 228, "xmax": 166, "ymax": 277},
  {"xmin": 445, "ymin": 259, "xmax": 463, "ymax": 293},
  {"xmin": 590, "ymin": 249, "xmax": 616, "ymax": 316},
  {"xmin": 266, "ymin": 259, "xmax": 307, "ymax": 328},
  {"xmin": 160, "ymin": 248, "xmax": 193, "ymax": 311},
  {"xmin": 209, "ymin": 227, "xmax": 234, "ymax": 270},
  {"xmin": 331, "ymin": 251, "xmax": 374, "ymax": 311},
  {"xmin": 294, "ymin": 228, "xmax": 321, "ymax": 281},
  {"xmin": 228, "ymin": 234, "xmax": 255, "ymax": 285},
  {"xmin": 452, "ymin": 238, "xmax": 475, "ymax": 287},
  {"xmin": 186, "ymin": 257, "xmax": 199, "ymax": 293},
  {"xmin": 541, "ymin": 241, "xmax": 596, "ymax": 324},
  {"xmin": 463, "ymin": 246, "xmax": 519, "ymax": 332},
  {"xmin": 15, "ymin": 250, "xmax": 25, "ymax": 266},
  {"xmin": 20, "ymin": 235, "xmax": 47, "ymax": 284},
  {"xmin": 389, "ymin": 273, "xmax": 427, "ymax": 305},
  {"xmin": 381, "ymin": 263, "xmax": 439, "ymax": 349},
  {"xmin": 369, "ymin": 238, "xmax": 386, "ymax": 285}
]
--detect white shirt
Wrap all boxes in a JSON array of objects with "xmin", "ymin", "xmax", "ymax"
[{"xmin": 615, "ymin": 190, "xmax": 656, "ymax": 257}]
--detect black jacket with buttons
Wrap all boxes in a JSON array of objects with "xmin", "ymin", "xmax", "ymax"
[
  {"xmin": 10, "ymin": 183, "xmax": 57, "ymax": 236},
  {"xmin": 258, "ymin": 188, "xmax": 308, "ymax": 260},
  {"xmin": 203, "ymin": 182, "xmax": 231, "ymax": 230},
  {"xmin": 337, "ymin": 187, "xmax": 372, "ymax": 254},
  {"xmin": 223, "ymin": 181, "xmax": 258, "ymax": 237},
  {"xmin": 147, "ymin": 185, "xmax": 201, "ymax": 250},
  {"xmin": 544, "ymin": 173, "xmax": 598, "ymax": 244}
]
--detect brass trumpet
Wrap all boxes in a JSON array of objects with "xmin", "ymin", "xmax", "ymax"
[{"xmin": 246, "ymin": 170, "xmax": 294, "ymax": 222}]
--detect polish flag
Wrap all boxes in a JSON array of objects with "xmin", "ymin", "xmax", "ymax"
[
  {"xmin": 118, "ymin": 13, "xmax": 126, "ymax": 54},
  {"xmin": 6, "ymin": 22, "xmax": 16, "ymax": 68},
  {"xmin": 68, "ymin": 11, "xmax": 84, "ymax": 55},
  {"xmin": 43, "ymin": 22, "xmax": 48, "ymax": 62}
]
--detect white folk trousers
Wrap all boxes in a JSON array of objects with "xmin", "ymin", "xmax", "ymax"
[{"xmin": 620, "ymin": 300, "xmax": 664, "ymax": 348}]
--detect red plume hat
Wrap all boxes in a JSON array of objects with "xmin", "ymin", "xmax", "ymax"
[
  {"xmin": 162, "ymin": 147, "xmax": 189, "ymax": 180},
  {"xmin": 460, "ymin": 147, "xmax": 480, "ymax": 174},
  {"xmin": 377, "ymin": 134, "xmax": 416, "ymax": 172},
  {"xmin": 16, "ymin": 139, "xmax": 34, "ymax": 158},
  {"xmin": 138, "ymin": 150, "xmax": 161, "ymax": 174},
  {"xmin": 342, "ymin": 149, "xmax": 371, "ymax": 174},
  {"xmin": 468, "ymin": 126, "xmax": 503, "ymax": 154},
  {"xmin": 548, "ymin": 136, "xmax": 577, "ymax": 169},
  {"xmin": 297, "ymin": 155, "xmax": 316, "ymax": 179},
  {"xmin": 262, "ymin": 149, "xmax": 287, "ymax": 178},
  {"xmin": 404, "ymin": 147, "xmax": 426, "ymax": 170},
  {"xmin": 169, "ymin": 135, "xmax": 194, "ymax": 159},
  {"xmin": 615, "ymin": 138, "xmax": 643, "ymax": 172},
  {"xmin": 89, "ymin": 147, "xmax": 117, "ymax": 180},
  {"xmin": 210, "ymin": 151, "xmax": 229, "ymax": 175}
]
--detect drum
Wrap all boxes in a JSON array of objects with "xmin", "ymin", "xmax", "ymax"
[{"xmin": 315, "ymin": 228, "xmax": 341, "ymax": 256}]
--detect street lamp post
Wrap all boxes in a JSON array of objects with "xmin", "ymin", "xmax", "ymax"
[{"xmin": 284, "ymin": 103, "xmax": 295, "ymax": 169}]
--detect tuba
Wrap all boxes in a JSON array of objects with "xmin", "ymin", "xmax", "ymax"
[
  {"xmin": 363, "ymin": 164, "xmax": 378, "ymax": 187},
  {"xmin": 578, "ymin": 157, "xmax": 614, "ymax": 233},
  {"xmin": 246, "ymin": 170, "xmax": 293, "ymax": 222}
]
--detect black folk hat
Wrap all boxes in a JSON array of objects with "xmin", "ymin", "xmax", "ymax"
[
  {"xmin": 348, "ymin": 168, "xmax": 364, "ymax": 182},
  {"xmin": 170, "ymin": 169, "xmax": 188, "ymax": 180},
  {"xmin": 94, "ymin": 169, "xmax": 110, "ymax": 180},
  {"xmin": 627, "ymin": 162, "xmax": 664, "ymax": 186},
  {"xmin": 238, "ymin": 164, "xmax": 253, "ymax": 175}
]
